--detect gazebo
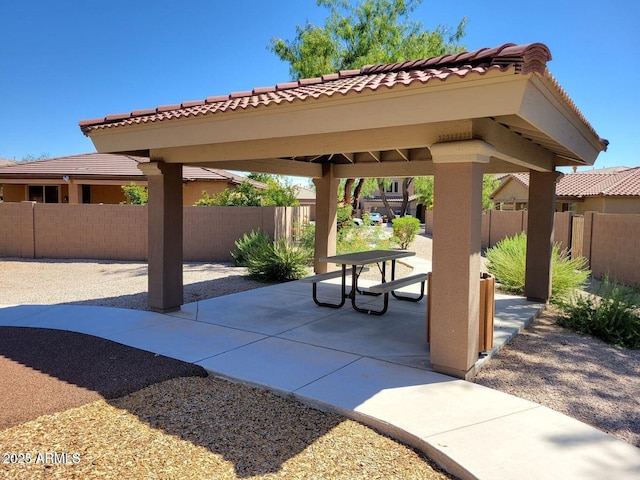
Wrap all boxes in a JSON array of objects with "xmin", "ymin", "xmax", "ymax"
[{"xmin": 79, "ymin": 42, "xmax": 607, "ymax": 379}]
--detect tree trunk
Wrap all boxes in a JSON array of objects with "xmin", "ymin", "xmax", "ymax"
[
  {"xmin": 352, "ymin": 178, "xmax": 364, "ymax": 211},
  {"xmin": 399, "ymin": 177, "xmax": 413, "ymax": 216},
  {"xmin": 377, "ymin": 179, "xmax": 396, "ymax": 223},
  {"xmin": 343, "ymin": 178, "xmax": 355, "ymax": 210}
]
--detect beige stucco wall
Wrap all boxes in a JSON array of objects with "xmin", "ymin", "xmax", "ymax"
[
  {"xmin": 1, "ymin": 184, "xmax": 25, "ymax": 202},
  {"xmin": 183, "ymin": 181, "xmax": 231, "ymax": 206},
  {"xmin": 0, "ymin": 181, "xmax": 240, "ymax": 206},
  {"xmin": 0, "ymin": 203, "xmax": 309, "ymax": 262},
  {"xmin": 492, "ymin": 180, "xmax": 528, "ymax": 209},
  {"xmin": 581, "ymin": 197, "xmax": 640, "ymax": 214}
]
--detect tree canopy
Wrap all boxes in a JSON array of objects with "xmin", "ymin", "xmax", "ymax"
[
  {"xmin": 270, "ymin": 0, "xmax": 468, "ymax": 216},
  {"xmin": 270, "ymin": 0, "xmax": 467, "ymax": 79},
  {"xmin": 194, "ymin": 178, "xmax": 299, "ymax": 207}
]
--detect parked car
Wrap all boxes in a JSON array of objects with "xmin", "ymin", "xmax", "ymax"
[{"xmin": 368, "ymin": 212, "xmax": 383, "ymax": 225}]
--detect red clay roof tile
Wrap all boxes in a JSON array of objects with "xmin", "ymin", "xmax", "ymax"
[
  {"xmin": 503, "ymin": 168, "xmax": 640, "ymax": 198},
  {"xmin": 78, "ymin": 42, "xmax": 561, "ymax": 135}
]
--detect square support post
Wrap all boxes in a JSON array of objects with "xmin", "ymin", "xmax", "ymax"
[
  {"xmin": 429, "ymin": 140, "xmax": 491, "ymax": 379},
  {"xmin": 525, "ymin": 170, "xmax": 563, "ymax": 302},
  {"xmin": 312, "ymin": 164, "xmax": 338, "ymax": 273},
  {"xmin": 138, "ymin": 160, "xmax": 183, "ymax": 312}
]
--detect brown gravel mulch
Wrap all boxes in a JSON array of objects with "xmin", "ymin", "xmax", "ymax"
[
  {"xmin": 0, "ymin": 326, "xmax": 454, "ymax": 480},
  {"xmin": 0, "ymin": 327, "xmax": 207, "ymax": 430}
]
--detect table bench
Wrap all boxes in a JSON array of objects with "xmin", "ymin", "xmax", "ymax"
[
  {"xmin": 300, "ymin": 267, "xmax": 369, "ymax": 308},
  {"xmin": 362, "ymin": 272, "xmax": 428, "ymax": 315}
]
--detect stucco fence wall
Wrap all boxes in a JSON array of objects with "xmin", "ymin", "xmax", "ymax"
[
  {"xmin": 583, "ymin": 212, "xmax": 640, "ymax": 286},
  {"xmin": 424, "ymin": 209, "xmax": 640, "ymax": 286},
  {"xmin": 0, "ymin": 202, "xmax": 310, "ymax": 262}
]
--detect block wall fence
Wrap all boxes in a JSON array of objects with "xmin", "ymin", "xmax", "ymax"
[
  {"xmin": 424, "ymin": 209, "xmax": 640, "ymax": 286},
  {"xmin": 2, "ymin": 203, "xmax": 638, "ymax": 286},
  {"xmin": 0, "ymin": 202, "xmax": 309, "ymax": 262}
]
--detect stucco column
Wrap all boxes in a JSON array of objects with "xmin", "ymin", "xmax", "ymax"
[
  {"xmin": 524, "ymin": 170, "xmax": 563, "ymax": 301},
  {"xmin": 430, "ymin": 140, "xmax": 492, "ymax": 379},
  {"xmin": 138, "ymin": 160, "xmax": 183, "ymax": 312},
  {"xmin": 312, "ymin": 164, "xmax": 338, "ymax": 273},
  {"xmin": 67, "ymin": 181, "xmax": 81, "ymax": 204}
]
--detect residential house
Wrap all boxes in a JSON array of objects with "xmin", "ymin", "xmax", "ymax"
[
  {"xmin": 359, "ymin": 178, "xmax": 418, "ymax": 220},
  {"xmin": 491, "ymin": 167, "xmax": 640, "ymax": 214},
  {"xmin": 0, "ymin": 153, "xmax": 263, "ymax": 205},
  {"xmin": 294, "ymin": 185, "xmax": 316, "ymax": 220},
  {"xmin": 0, "ymin": 158, "xmax": 15, "ymax": 201}
]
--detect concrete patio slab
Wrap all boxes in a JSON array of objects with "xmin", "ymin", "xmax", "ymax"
[
  {"xmin": 198, "ymin": 336, "xmax": 360, "ymax": 392},
  {"xmin": 193, "ymin": 289, "xmax": 337, "ymax": 335},
  {"xmin": 7, "ymin": 304, "xmax": 173, "ymax": 337},
  {"xmin": 106, "ymin": 318, "xmax": 266, "ymax": 363},
  {"xmin": 2, "ymin": 279, "xmax": 639, "ymax": 480}
]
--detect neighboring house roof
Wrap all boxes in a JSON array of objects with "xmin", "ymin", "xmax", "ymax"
[
  {"xmin": 295, "ymin": 186, "xmax": 316, "ymax": 201},
  {"xmin": 492, "ymin": 167, "xmax": 640, "ymax": 199},
  {"xmin": 0, "ymin": 159, "xmax": 15, "ymax": 167},
  {"xmin": 79, "ymin": 43, "xmax": 606, "ymax": 151},
  {"xmin": 0, "ymin": 153, "xmax": 263, "ymax": 186}
]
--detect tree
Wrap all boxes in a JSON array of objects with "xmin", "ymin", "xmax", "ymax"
[
  {"xmin": 194, "ymin": 178, "xmax": 299, "ymax": 207},
  {"xmin": 121, "ymin": 182, "xmax": 148, "ymax": 205},
  {"xmin": 270, "ymin": 0, "xmax": 467, "ymax": 214},
  {"xmin": 271, "ymin": 0, "xmax": 467, "ymax": 79},
  {"xmin": 413, "ymin": 175, "xmax": 501, "ymax": 212},
  {"xmin": 247, "ymin": 173, "xmax": 299, "ymax": 206}
]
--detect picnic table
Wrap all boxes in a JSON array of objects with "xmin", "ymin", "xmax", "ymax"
[{"xmin": 301, "ymin": 250, "xmax": 428, "ymax": 315}]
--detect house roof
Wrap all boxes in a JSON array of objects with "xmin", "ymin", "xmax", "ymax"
[
  {"xmin": 0, "ymin": 159, "xmax": 15, "ymax": 167},
  {"xmin": 78, "ymin": 43, "xmax": 605, "ymax": 152},
  {"xmin": 0, "ymin": 153, "xmax": 261, "ymax": 185},
  {"xmin": 494, "ymin": 167, "xmax": 640, "ymax": 198}
]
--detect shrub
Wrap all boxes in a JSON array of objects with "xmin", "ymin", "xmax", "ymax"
[
  {"xmin": 336, "ymin": 222, "xmax": 394, "ymax": 254},
  {"xmin": 553, "ymin": 276, "xmax": 640, "ymax": 349},
  {"xmin": 293, "ymin": 222, "xmax": 315, "ymax": 254},
  {"xmin": 486, "ymin": 232, "xmax": 590, "ymax": 298},
  {"xmin": 246, "ymin": 238, "xmax": 310, "ymax": 282},
  {"xmin": 231, "ymin": 230, "xmax": 271, "ymax": 267},
  {"xmin": 121, "ymin": 183, "xmax": 148, "ymax": 205},
  {"xmin": 391, "ymin": 216, "xmax": 420, "ymax": 250}
]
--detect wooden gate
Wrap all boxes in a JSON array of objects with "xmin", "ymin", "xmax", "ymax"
[{"xmin": 570, "ymin": 215, "xmax": 584, "ymax": 258}]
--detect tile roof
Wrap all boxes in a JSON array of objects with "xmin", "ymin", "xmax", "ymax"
[
  {"xmin": 79, "ymin": 43, "xmax": 554, "ymax": 134},
  {"xmin": 0, "ymin": 153, "xmax": 259, "ymax": 185},
  {"xmin": 499, "ymin": 167, "xmax": 640, "ymax": 197}
]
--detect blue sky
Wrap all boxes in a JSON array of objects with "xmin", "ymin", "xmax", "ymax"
[{"xmin": 1, "ymin": 0, "xmax": 638, "ymax": 170}]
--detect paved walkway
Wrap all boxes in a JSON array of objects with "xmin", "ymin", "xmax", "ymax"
[{"xmin": 2, "ymin": 280, "xmax": 639, "ymax": 479}]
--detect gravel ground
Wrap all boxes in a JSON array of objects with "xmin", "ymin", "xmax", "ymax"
[
  {"xmin": 1, "ymin": 228, "xmax": 639, "ymax": 466},
  {"xmin": 0, "ymin": 249, "xmax": 455, "ymax": 480}
]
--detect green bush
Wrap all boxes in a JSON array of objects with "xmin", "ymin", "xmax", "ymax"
[
  {"xmin": 553, "ymin": 276, "xmax": 640, "ymax": 349},
  {"xmin": 231, "ymin": 230, "xmax": 271, "ymax": 267},
  {"xmin": 121, "ymin": 183, "xmax": 148, "ymax": 205},
  {"xmin": 485, "ymin": 232, "xmax": 590, "ymax": 298},
  {"xmin": 391, "ymin": 216, "xmax": 420, "ymax": 250},
  {"xmin": 246, "ymin": 238, "xmax": 310, "ymax": 282},
  {"xmin": 293, "ymin": 222, "xmax": 315, "ymax": 253},
  {"xmin": 336, "ymin": 222, "xmax": 394, "ymax": 254}
]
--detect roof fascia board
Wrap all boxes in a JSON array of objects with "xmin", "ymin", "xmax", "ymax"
[
  {"xmin": 151, "ymin": 121, "xmax": 471, "ymax": 164},
  {"xmin": 518, "ymin": 75, "xmax": 603, "ymax": 164},
  {"xmin": 88, "ymin": 72, "xmax": 526, "ymax": 154}
]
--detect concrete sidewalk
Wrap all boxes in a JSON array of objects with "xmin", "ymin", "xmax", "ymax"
[{"xmin": 1, "ymin": 280, "xmax": 639, "ymax": 479}]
